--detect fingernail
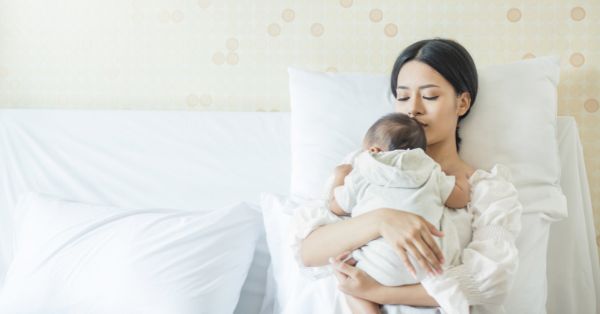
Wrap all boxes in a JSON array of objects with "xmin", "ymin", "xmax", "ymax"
[{"xmin": 328, "ymin": 257, "xmax": 335, "ymax": 264}]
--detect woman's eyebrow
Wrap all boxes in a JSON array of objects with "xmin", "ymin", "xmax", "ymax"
[{"xmin": 396, "ymin": 84, "xmax": 440, "ymax": 90}]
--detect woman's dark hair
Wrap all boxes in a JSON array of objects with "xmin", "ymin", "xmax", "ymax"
[
  {"xmin": 390, "ymin": 38, "xmax": 478, "ymax": 152},
  {"xmin": 364, "ymin": 113, "xmax": 427, "ymax": 151}
]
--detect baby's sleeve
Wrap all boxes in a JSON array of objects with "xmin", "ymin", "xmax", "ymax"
[
  {"xmin": 436, "ymin": 165, "xmax": 457, "ymax": 203},
  {"xmin": 332, "ymin": 171, "xmax": 359, "ymax": 213}
]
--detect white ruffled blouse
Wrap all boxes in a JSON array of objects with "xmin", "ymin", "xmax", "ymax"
[{"xmin": 290, "ymin": 162, "xmax": 523, "ymax": 314}]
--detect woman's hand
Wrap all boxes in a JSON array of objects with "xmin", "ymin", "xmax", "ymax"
[
  {"xmin": 331, "ymin": 252, "xmax": 440, "ymax": 307},
  {"xmin": 330, "ymin": 251, "xmax": 381, "ymax": 300},
  {"xmin": 377, "ymin": 208, "xmax": 445, "ymax": 277}
]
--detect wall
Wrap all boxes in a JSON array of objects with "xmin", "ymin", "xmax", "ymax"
[{"xmin": 0, "ymin": 0, "xmax": 598, "ymax": 252}]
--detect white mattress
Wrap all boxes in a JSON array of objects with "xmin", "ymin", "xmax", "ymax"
[{"xmin": 0, "ymin": 110, "xmax": 597, "ymax": 313}]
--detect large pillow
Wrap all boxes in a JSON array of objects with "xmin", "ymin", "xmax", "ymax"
[
  {"xmin": 288, "ymin": 56, "xmax": 566, "ymax": 220},
  {"xmin": 0, "ymin": 191, "xmax": 262, "ymax": 314}
]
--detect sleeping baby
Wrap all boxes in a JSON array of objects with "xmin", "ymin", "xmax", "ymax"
[{"xmin": 326, "ymin": 112, "xmax": 471, "ymax": 314}]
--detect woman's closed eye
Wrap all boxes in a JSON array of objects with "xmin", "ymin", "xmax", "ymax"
[{"xmin": 396, "ymin": 96, "xmax": 439, "ymax": 101}]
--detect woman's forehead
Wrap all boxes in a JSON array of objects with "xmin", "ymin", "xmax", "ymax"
[{"xmin": 396, "ymin": 61, "xmax": 448, "ymax": 90}]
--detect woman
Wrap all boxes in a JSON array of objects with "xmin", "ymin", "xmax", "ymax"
[{"xmin": 292, "ymin": 38, "xmax": 523, "ymax": 313}]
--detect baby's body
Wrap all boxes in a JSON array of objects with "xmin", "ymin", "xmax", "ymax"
[{"xmin": 327, "ymin": 113, "xmax": 470, "ymax": 314}]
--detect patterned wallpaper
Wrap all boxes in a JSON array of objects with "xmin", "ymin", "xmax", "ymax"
[{"xmin": 0, "ymin": 1, "xmax": 598, "ymax": 251}]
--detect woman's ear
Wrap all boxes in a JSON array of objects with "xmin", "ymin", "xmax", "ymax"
[{"xmin": 457, "ymin": 92, "xmax": 471, "ymax": 117}]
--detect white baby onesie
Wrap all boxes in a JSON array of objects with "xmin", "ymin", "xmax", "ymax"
[{"xmin": 333, "ymin": 148, "xmax": 459, "ymax": 286}]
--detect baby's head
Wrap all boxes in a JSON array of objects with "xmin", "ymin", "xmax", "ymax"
[{"xmin": 363, "ymin": 113, "xmax": 427, "ymax": 153}]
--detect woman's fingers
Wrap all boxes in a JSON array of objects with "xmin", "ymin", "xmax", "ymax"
[
  {"xmin": 405, "ymin": 241, "xmax": 435, "ymax": 276},
  {"xmin": 425, "ymin": 219, "xmax": 444, "ymax": 238},
  {"xmin": 421, "ymin": 230, "xmax": 445, "ymax": 267},
  {"xmin": 330, "ymin": 256, "xmax": 349, "ymax": 284},
  {"xmin": 414, "ymin": 232, "xmax": 443, "ymax": 274},
  {"xmin": 334, "ymin": 251, "xmax": 352, "ymax": 263},
  {"xmin": 332, "ymin": 267, "xmax": 348, "ymax": 283},
  {"xmin": 331, "ymin": 257, "xmax": 358, "ymax": 278},
  {"xmin": 396, "ymin": 246, "xmax": 417, "ymax": 279}
]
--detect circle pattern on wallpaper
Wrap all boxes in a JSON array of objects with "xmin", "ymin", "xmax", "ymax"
[
  {"xmin": 311, "ymin": 23, "xmax": 324, "ymax": 37},
  {"xmin": 268, "ymin": 23, "xmax": 281, "ymax": 36},
  {"xmin": 282, "ymin": 9, "xmax": 295, "ymax": 22},
  {"xmin": 212, "ymin": 52, "xmax": 225, "ymax": 65},
  {"xmin": 584, "ymin": 99, "xmax": 599, "ymax": 113},
  {"xmin": 570, "ymin": 52, "xmax": 585, "ymax": 67},
  {"xmin": 340, "ymin": 0, "xmax": 352, "ymax": 8},
  {"xmin": 226, "ymin": 38, "xmax": 239, "ymax": 51},
  {"xmin": 523, "ymin": 53, "xmax": 536, "ymax": 59},
  {"xmin": 187, "ymin": 94, "xmax": 200, "ymax": 107},
  {"xmin": 226, "ymin": 52, "xmax": 239, "ymax": 65},
  {"xmin": 197, "ymin": 0, "xmax": 211, "ymax": 9},
  {"xmin": 384, "ymin": 23, "xmax": 398, "ymax": 37},
  {"xmin": 159, "ymin": 9, "xmax": 171, "ymax": 23},
  {"xmin": 571, "ymin": 7, "xmax": 586, "ymax": 21},
  {"xmin": 369, "ymin": 9, "xmax": 383, "ymax": 23},
  {"xmin": 171, "ymin": 10, "xmax": 184, "ymax": 23},
  {"xmin": 187, "ymin": 94, "xmax": 213, "ymax": 107},
  {"xmin": 507, "ymin": 8, "xmax": 522, "ymax": 22},
  {"xmin": 158, "ymin": 9, "xmax": 184, "ymax": 23}
]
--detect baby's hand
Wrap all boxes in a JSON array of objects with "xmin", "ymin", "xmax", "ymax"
[
  {"xmin": 445, "ymin": 176, "xmax": 471, "ymax": 209},
  {"xmin": 334, "ymin": 164, "xmax": 353, "ymax": 178},
  {"xmin": 328, "ymin": 164, "xmax": 353, "ymax": 217}
]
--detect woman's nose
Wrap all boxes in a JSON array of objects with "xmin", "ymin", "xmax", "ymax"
[{"xmin": 407, "ymin": 97, "xmax": 424, "ymax": 116}]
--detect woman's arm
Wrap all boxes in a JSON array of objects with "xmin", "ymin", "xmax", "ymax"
[
  {"xmin": 300, "ymin": 209, "xmax": 382, "ymax": 267},
  {"xmin": 301, "ymin": 208, "xmax": 445, "ymax": 274}
]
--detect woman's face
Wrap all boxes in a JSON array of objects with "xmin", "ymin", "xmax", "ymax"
[{"xmin": 394, "ymin": 60, "xmax": 470, "ymax": 147}]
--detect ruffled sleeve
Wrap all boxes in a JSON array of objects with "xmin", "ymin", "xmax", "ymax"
[{"xmin": 421, "ymin": 164, "xmax": 523, "ymax": 314}]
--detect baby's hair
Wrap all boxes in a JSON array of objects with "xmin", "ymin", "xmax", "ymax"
[{"xmin": 363, "ymin": 113, "xmax": 427, "ymax": 151}]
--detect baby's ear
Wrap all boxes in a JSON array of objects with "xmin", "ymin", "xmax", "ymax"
[{"xmin": 369, "ymin": 146, "xmax": 382, "ymax": 153}]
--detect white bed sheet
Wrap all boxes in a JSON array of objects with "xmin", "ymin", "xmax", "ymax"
[{"xmin": 546, "ymin": 116, "xmax": 599, "ymax": 313}]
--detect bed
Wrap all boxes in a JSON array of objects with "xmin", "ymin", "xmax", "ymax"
[{"xmin": 0, "ymin": 109, "xmax": 597, "ymax": 313}]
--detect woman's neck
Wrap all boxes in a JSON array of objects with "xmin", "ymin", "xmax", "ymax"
[{"xmin": 426, "ymin": 139, "xmax": 463, "ymax": 173}]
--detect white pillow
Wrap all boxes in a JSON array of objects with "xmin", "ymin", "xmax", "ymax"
[
  {"xmin": 259, "ymin": 192, "xmax": 340, "ymax": 314},
  {"xmin": 287, "ymin": 56, "xmax": 566, "ymax": 220},
  {"xmin": 288, "ymin": 69, "xmax": 393, "ymax": 201},
  {"xmin": 0, "ymin": 191, "xmax": 262, "ymax": 314},
  {"xmin": 459, "ymin": 57, "xmax": 565, "ymax": 221}
]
